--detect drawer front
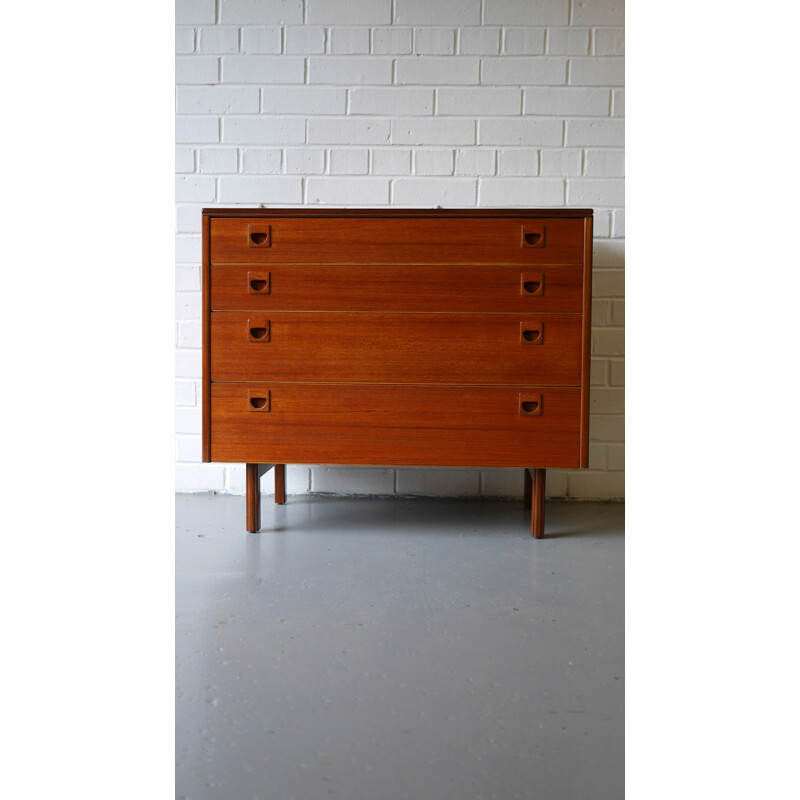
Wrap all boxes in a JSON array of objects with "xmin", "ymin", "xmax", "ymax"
[
  {"xmin": 209, "ymin": 217, "xmax": 585, "ymax": 265},
  {"xmin": 210, "ymin": 264, "xmax": 583, "ymax": 313},
  {"xmin": 210, "ymin": 312, "xmax": 582, "ymax": 385},
  {"xmin": 210, "ymin": 383, "xmax": 581, "ymax": 468}
]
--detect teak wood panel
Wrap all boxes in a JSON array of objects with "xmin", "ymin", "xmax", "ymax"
[
  {"xmin": 209, "ymin": 311, "xmax": 582, "ymax": 385},
  {"xmin": 210, "ymin": 383, "xmax": 581, "ymax": 468},
  {"xmin": 210, "ymin": 264, "xmax": 584, "ymax": 313},
  {"xmin": 209, "ymin": 217, "xmax": 585, "ymax": 265}
]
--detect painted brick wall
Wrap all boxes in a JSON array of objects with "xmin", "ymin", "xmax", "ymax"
[{"xmin": 176, "ymin": 0, "xmax": 625, "ymax": 499}]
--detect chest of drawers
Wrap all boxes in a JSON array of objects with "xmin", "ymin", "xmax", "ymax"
[{"xmin": 202, "ymin": 208, "xmax": 593, "ymax": 537}]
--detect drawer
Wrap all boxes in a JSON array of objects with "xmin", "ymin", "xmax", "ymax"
[
  {"xmin": 209, "ymin": 216, "xmax": 586, "ymax": 265},
  {"xmin": 209, "ymin": 383, "xmax": 581, "ymax": 468},
  {"xmin": 210, "ymin": 312, "xmax": 582, "ymax": 385},
  {"xmin": 210, "ymin": 264, "xmax": 584, "ymax": 313}
]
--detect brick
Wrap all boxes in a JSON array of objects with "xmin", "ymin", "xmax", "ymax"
[
  {"xmin": 396, "ymin": 468, "xmax": 479, "ymax": 496},
  {"xmin": 176, "ymin": 175, "xmax": 215, "ymax": 202},
  {"xmin": 175, "ymin": 380, "xmax": 197, "ymax": 406},
  {"xmin": 594, "ymin": 210, "xmax": 612, "ymax": 238},
  {"xmin": 176, "ymin": 436, "xmax": 202, "ymax": 463},
  {"xmin": 307, "ymin": 0, "xmax": 391, "ymax": 24},
  {"xmin": 567, "ymin": 178, "xmax": 624, "ymax": 206},
  {"xmin": 177, "ymin": 320, "xmax": 202, "ymax": 348},
  {"xmin": 547, "ymin": 28, "xmax": 590, "ymax": 55},
  {"xmin": 312, "ymin": 466, "xmax": 394, "ymax": 494},
  {"xmin": 612, "ymin": 209, "xmax": 625, "ymax": 238},
  {"xmin": 482, "ymin": 57, "xmax": 566, "ymax": 86},
  {"xmin": 284, "ymin": 26, "xmax": 326, "ymax": 54},
  {"xmin": 503, "ymin": 29, "xmax": 545, "ymax": 55},
  {"xmin": 478, "ymin": 119, "xmax": 562, "ymax": 146},
  {"xmin": 595, "ymin": 28, "xmax": 625, "ymax": 56},
  {"xmin": 175, "ymin": 291, "xmax": 201, "ymax": 319},
  {"xmin": 592, "ymin": 270, "xmax": 624, "ymax": 298},
  {"xmin": 570, "ymin": 57, "xmax": 624, "ymax": 87},
  {"xmin": 459, "ymin": 27, "xmax": 500, "ymax": 55},
  {"xmin": 175, "ymin": 350, "xmax": 201, "ymax": 379},
  {"xmin": 394, "ymin": 0, "xmax": 481, "ymax": 25},
  {"xmin": 414, "ymin": 149, "xmax": 454, "ymax": 176},
  {"xmin": 609, "ymin": 360, "xmax": 625, "ymax": 387},
  {"xmin": 222, "ymin": 55, "xmax": 305, "ymax": 83},
  {"xmin": 176, "ymin": 206, "xmax": 202, "ymax": 234},
  {"xmin": 350, "ymin": 88, "xmax": 433, "ymax": 116},
  {"xmin": 498, "ymin": 150, "xmax": 539, "ymax": 176},
  {"xmin": 592, "ymin": 329, "xmax": 624, "ymax": 356},
  {"xmin": 566, "ymin": 119, "xmax": 624, "ymax": 147},
  {"xmin": 592, "ymin": 240, "xmax": 625, "ymax": 267},
  {"xmin": 455, "ymin": 149, "xmax": 496, "ymax": 176},
  {"xmin": 590, "ymin": 415, "xmax": 624, "ymax": 443},
  {"xmin": 240, "ymin": 148, "xmax": 282, "ymax": 173},
  {"xmin": 392, "ymin": 178, "xmax": 476, "ymax": 206},
  {"xmin": 591, "ymin": 300, "xmax": 610, "ymax": 325},
  {"xmin": 176, "ymin": 0, "xmax": 215, "ymax": 24},
  {"xmin": 308, "ymin": 118, "xmax": 390, "ymax": 144},
  {"xmin": 175, "ymin": 264, "xmax": 200, "ymax": 290},
  {"xmin": 241, "ymin": 27, "xmax": 282, "ymax": 54},
  {"xmin": 484, "ymin": 0, "xmax": 568, "ymax": 25},
  {"xmin": 176, "ymin": 464, "xmax": 226, "ymax": 492},
  {"xmin": 175, "ymin": 235, "xmax": 201, "ymax": 262},
  {"xmin": 607, "ymin": 445, "xmax": 624, "ymax": 471},
  {"xmin": 414, "ymin": 28, "xmax": 455, "ymax": 55},
  {"xmin": 396, "ymin": 57, "xmax": 479, "ymax": 85},
  {"xmin": 177, "ymin": 87, "xmax": 259, "ymax": 114},
  {"xmin": 222, "ymin": 117, "xmax": 305, "ymax": 144},
  {"xmin": 584, "ymin": 149, "xmax": 625, "ymax": 177},
  {"xmin": 590, "ymin": 388, "xmax": 624, "ymax": 415},
  {"xmin": 220, "ymin": 0, "xmax": 303, "ymax": 24},
  {"xmin": 524, "ymin": 87, "xmax": 610, "ymax": 116},
  {"xmin": 306, "ymin": 177, "xmax": 389, "ymax": 204},
  {"xmin": 612, "ymin": 90, "xmax": 625, "ymax": 117},
  {"xmin": 308, "ymin": 57, "xmax": 393, "ymax": 84},
  {"xmin": 175, "ymin": 27, "xmax": 194, "ymax": 54},
  {"xmin": 219, "ymin": 176, "xmax": 302, "ymax": 202},
  {"xmin": 567, "ymin": 472, "xmax": 624, "ymax": 499},
  {"xmin": 572, "ymin": 0, "xmax": 624, "ymax": 26},
  {"xmin": 588, "ymin": 445, "xmax": 607, "ymax": 470},
  {"xmin": 197, "ymin": 27, "xmax": 239, "ymax": 54},
  {"xmin": 175, "ymin": 146, "xmax": 194, "ymax": 173},
  {"xmin": 175, "ymin": 56, "xmax": 218, "ymax": 84},
  {"xmin": 329, "ymin": 27, "xmax": 370, "ymax": 54},
  {"xmin": 392, "ymin": 119, "xmax": 475, "ymax": 145},
  {"xmin": 478, "ymin": 177, "xmax": 564, "ymax": 206},
  {"xmin": 590, "ymin": 358, "xmax": 608, "ymax": 386},
  {"xmin": 371, "ymin": 149, "xmax": 411, "ymax": 175},
  {"xmin": 540, "ymin": 148, "xmax": 581, "ymax": 176},
  {"xmin": 480, "ymin": 468, "xmax": 521, "ymax": 498},
  {"xmin": 609, "ymin": 300, "xmax": 625, "ymax": 326},
  {"xmin": 285, "ymin": 148, "xmax": 325, "ymax": 174},
  {"xmin": 329, "ymin": 148, "xmax": 369, "ymax": 175},
  {"xmin": 261, "ymin": 87, "xmax": 346, "ymax": 114},
  {"xmin": 437, "ymin": 87, "xmax": 520, "ymax": 116},
  {"xmin": 371, "ymin": 27, "xmax": 412, "ymax": 55}
]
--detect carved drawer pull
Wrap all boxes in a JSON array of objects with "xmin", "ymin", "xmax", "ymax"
[
  {"xmin": 247, "ymin": 319, "xmax": 270, "ymax": 342},
  {"xmin": 521, "ymin": 224, "xmax": 545, "ymax": 248},
  {"xmin": 520, "ymin": 321, "xmax": 543, "ymax": 344},
  {"xmin": 519, "ymin": 393, "xmax": 543, "ymax": 416},
  {"xmin": 247, "ymin": 272, "xmax": 271, "ymax": 294},
  {"xmin": 248, "ymin": 390, "xmax": 270, "ymax": 412},
  {"xmin": 520, "ymin": 272, "xmax": 545, "ymax": 296},
  {"xmin": 247, "ymin": 224, "xmax": 271, "ymax": 247}
]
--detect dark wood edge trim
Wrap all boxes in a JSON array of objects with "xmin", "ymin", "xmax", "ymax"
[
  {"xmin": 201, "ymin": 213, "xmax": 211, "ymax": 462},
  {"xmin": 202, "ymin": 208, "xmax": 594, "ymax": 219},
  {"xmin": 579, "ymin": 214, "xmax": 594, "ymax": 468}
]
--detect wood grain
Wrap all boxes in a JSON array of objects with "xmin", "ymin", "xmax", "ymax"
[
  {"xmin": 210, "ymin": 311, "xmax": 582, "ymax": 385},
  {"xmin": 210, "ymin": 383, "xmax": 581, "ymax": 468}
]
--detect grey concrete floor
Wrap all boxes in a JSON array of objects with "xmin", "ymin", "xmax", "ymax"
[{"xmin": 176, "ymin": 495, "xmax": 624, "ymax": 800}]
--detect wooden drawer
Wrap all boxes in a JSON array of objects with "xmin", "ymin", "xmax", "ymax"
[
  {"xmin": 209, "ymin": 216, "xmax": 585, "ymax": 265},
  {"xmin": 210, "ymin": 264, "xmax": 584, "ymax": 313},
  {"xmin": 209, "ymin": 383, "xmax": 581, "ymax": 468},
  {"xmin": 210, "ymin": 311, "xmax": 582, "ymax": 385}
]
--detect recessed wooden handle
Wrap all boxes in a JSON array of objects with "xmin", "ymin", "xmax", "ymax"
[
  {"xmin": 520, "ymin": 272, "xmax": 545, "ymax": 296},
  {"xmin": 521, "ymin": 225, "xmax": 545, "ymax": 248},
  {"xmin": 248, "ymin": 390, "xmax": 270, "ymax": 412},
  {"xmin": 247, "ymin": 320, "xmax": 270, "ymax": 342},
  {"xmin": 519, "ymin": 393, "xmax": 543, "ymax": 416},
  {"xmin": 520, "ymin": 321, "xmax": 543, "ymax": 344},
  {"xmin": 247, "ymin": 224, "xmax": 271, "ymax": 248},
  {"xmin": 247, "ymin": 272, "xmax": 271, "ymax": 294}
]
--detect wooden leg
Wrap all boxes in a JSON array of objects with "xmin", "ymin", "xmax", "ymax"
[
  {"xmin": 523, "ymin": 468, "xmax": 532, "ymax": 509},
  {"xmin": 530, "ymin": 468, "xmax": 546, "ymax": 539},
  {"xmin": 274, "ymin": 463, "xmax": 286, "ymax": 505},
  {"xmin": 246, "ymin": 464, "xmax": 274, "ymax": 533}
]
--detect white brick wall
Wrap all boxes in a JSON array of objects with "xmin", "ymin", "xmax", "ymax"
[{"xmin": 176, "ymin": 0, "xmax": 625, "ymax": 500}]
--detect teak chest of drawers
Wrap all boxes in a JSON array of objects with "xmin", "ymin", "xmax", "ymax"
[{"xmin": 202, "ymin": 208, "xmax": 593, "ymax": 537}]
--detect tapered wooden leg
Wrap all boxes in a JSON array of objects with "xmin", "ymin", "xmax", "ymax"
[
  {"xmin": 523, "ymin": 468, "xmax": 532, "ymax": 509},
  {"xmin": 274, "ymin": 464, "xmax": 286, "ymax": 504},
  {"xmin": 246, "ymin": 463, "xmax": 261, "ymax": 533},
  {"xmin": 530, "ymin": 468, "xmax": 546, "ymax": 539}
]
